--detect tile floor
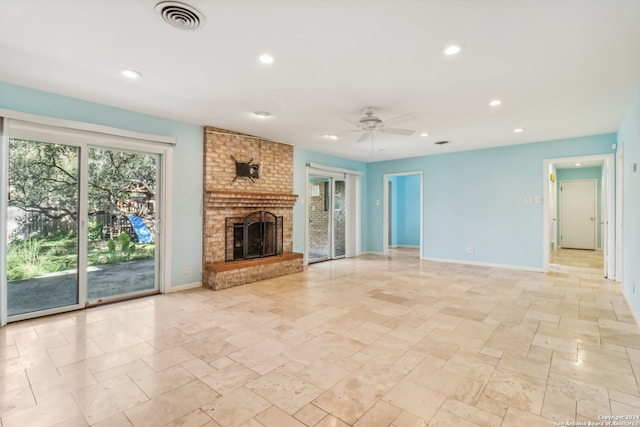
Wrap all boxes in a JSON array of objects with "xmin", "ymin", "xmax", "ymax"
[{"xmin": 1, "ymin": 248, "xmax": 639, "ymax": 426}]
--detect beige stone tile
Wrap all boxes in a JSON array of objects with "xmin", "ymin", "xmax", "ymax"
[
  {"xmin": 354, "ymin": 400, "xmax": 402, "ymax": 426},
  {"xmin": 202, "ymin": 386, "xmax": 270, "ymax": 426},
  {"xmin": 541, "ymin": 391, "xmax": 577, "ymax": 421},
  {"xmin": 389, "ymin": 409, "xmax": 430, "ymax": 426},
  {"xmin": 609, "ymin": 389, "xmax": 640, "ymax": 409},
  {"xmin": 383, "ymin": 379, "xmax": 446, "ymax": 421},
  {"xmin": 417, "ymin": 368, "xmax": 485, "ymax": 405},
  {"xmin": 352, "ymin": 359, "xmax": 411, "ymax": 393},
  {"xmin": 200, "ymin": 362, "xmax": 259, "ymax": 395},
  {"xmin": 224, "ymin": 330, "xmax": 268, "ymax": 349},
  {"xmin": 441, "ymin": 352, "xmax": 496, "ymax": 383},
  {"xmin": 0, "ymin": 385, "xmax": 36, "ymax": 418},
  {"xmin": 142, "ymin": 346, "xmax": 195, "ymax": 371},
  {"xmin": 246, "ymin": 370, "xmax": 323, "ymax": 415},
  {"xmin": 295, "ymin": 358, "xmax": 351, "ymax": 390},
  {"xmin": 182, "ymin": 337, "xmax": 239, "ymax": 364},
  {"xmin": 131, "ymin": 365, "xmax": 196, "ymax": 398},
  {"xmin": 72, "ymin": 375, "xmax": 149, "ymax": 424},
  {"xmin": 0, "ymin": 369, "xmax": 30, "ymax": 394},
  {"xmin": 124, "ymin": 380, "xmax": 220, "ymax": 427},
  {"xmin": 228, "ymin": 338, "xmax": 288, "ymax": 370},
  {"xmin": 501, "ymin": 406, "xmax": 553, "ymax": 427},
  {"xmin": 498, "ymin": 351, "xmax": 550, "ymax": 380},
  {"xmin": 84, "ymin": 342, "xmax": 157, "ymax": 374},
  {"xmin": 483, "ymin": 367, "xmax": 546, "ymax": 414},
  {"xmin": 31, "ymin": 368, "xmax": 97, "ymax": 401},
  {"xmin": 1, "ymin": 248, "xmax": 636, "ymax": 427},
  {"xmin": 93, "ymin": 359, "xmax": 150, "ymax": 382},
  {"xmin": 315, "ymin": 414, "xmax": 352, "ymax": 427},
  {"xmin": 550, "ymin": 348, "xmax": 638, "ymax": 395},
  {"xmin": 474, "ymin": 394, "xmax": 508, "ymax": 418},
  {"xmin": 164, "ymin": 409, "xmax": 216, "ymax": 427},
  {"xmin": 180, "ymin": 357, "xmax": 217, "ymax": 378},
  {"xmin": 146, "ymin": 327, "xmax": 194, "ymax": 351},
  {"xmin": 294, "ymin": 403, "xmax": 328, "ymax": 426},
  {"xmin": 2, "ymin": 394, "xmax": 84, "ymax": 427},
  {"xmin": 254, "ymin": 405, "xmax": 306, "ymax": 427},
  {"xmin": 314, "ymin": 376, "xmax": 385, "ymax": 425},
  {"xmin": 428, "ymin": 399, "xmax": 502, "ymax": 427},
  {"xmin": 46, "ymin": 338, "xmax": 104, "ymax": 368},
  {"xmin": 91, "ymin": 412, "xmax": 134, "ymax": 427}
]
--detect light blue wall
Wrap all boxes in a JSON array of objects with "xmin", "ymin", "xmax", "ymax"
[
  {"xmin": 390, "ymin": 174, "xmax": 420, "ymax": 247},
  {"xmin": 619, "ymin": 84, "xmax": 640, "ymax": 320},
  {"xmin": 365, "ymin": 134, "xmax": 616, "ymax": 269},
  {"xmin": 292, "ymin": 147, "xmax": 366, "ymax": 255},
  {"xmin": 556, "ymin": 166, "xmax": 603, "ymax": 248},
  {"xmin": 0, "ymin": 82, "xmax": 203, "ymax": 287}
]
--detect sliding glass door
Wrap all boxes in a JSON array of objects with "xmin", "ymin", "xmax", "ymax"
[
  {"xmin": 307, "ymin": 174, "xmax": 346, "ymax": 263},
  {"xmin": 6, "ymin": 139, "xmax": 82, "ymax": 316},
  {"xmin": 4, "ymin": 131, "xmax": 163, "ymax": 321},
  {"xmin": 86, "ymin": 148, "xmax": 158, "ymax": 303}
]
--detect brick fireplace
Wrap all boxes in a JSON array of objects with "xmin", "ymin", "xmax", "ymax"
[{"xmin": 202, "ymin": 126, "xmax": 303, "ymax": 290}]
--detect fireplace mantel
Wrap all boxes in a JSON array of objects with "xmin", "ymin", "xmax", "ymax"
[
  {"xmin": 203, "ymin": 127, "xmax": 302, "ymax": 290},
  {"xmin": 205, "ymin": 190, "xmax": 298, "ymax": 209}
]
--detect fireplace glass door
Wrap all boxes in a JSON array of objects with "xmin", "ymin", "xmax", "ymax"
[{"xmin": 308, "ymin": 174, "xmax": 346, "ymax": 263}]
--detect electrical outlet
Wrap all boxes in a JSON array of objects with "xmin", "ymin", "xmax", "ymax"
[
  {"xmin": 466, "ymin": 247, "xmax": 475, "ymax": 255},
  {"xmin": 183, "ymin": 266, "xmax": 189, "ymax": 275}
]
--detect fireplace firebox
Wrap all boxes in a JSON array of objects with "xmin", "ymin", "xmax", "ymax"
[{"xmin": 225, "ymin": 211, "xmax": 283, "ymax": 261}]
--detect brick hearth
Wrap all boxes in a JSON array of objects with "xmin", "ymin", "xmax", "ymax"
[{"xmin": 202, "ymin": 127, "xmax": 303, "ymax": 290}]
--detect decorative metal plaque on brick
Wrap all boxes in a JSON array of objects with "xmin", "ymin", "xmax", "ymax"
[{"xmin": 230, "ymin": 155, "xmax": 260, "ymax": 183}]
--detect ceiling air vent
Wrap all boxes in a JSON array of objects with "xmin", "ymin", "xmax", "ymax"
[
  {"xmin": 155, "ymin": 1, "xmax": 205, "ymax": 30},
  {"xmin": 435, "ymin": 140, "xmax": 449, "ymax": 145}
]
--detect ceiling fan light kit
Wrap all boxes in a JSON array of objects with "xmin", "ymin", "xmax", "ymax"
[{"xmin": 343, "ymin": 107, "xmax": 417, "ymax": 143}]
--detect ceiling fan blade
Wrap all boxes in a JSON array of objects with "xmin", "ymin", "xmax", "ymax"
[
  {"xmin": 342, "ymin": 118, "xmax": 363, "ymax": 129},
  {"xmin": 356, "ymin": 132, "xmax": 370, "ymax": 143},
  {"xmin": 382, "ymin": 113, "xmax": 416, "ymax": 127},
  {"xmin": 380, "ymin": 128, "xmax": 415, "ymax": 136}
]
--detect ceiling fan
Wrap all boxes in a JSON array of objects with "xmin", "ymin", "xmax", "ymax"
[{"xmin": 343, "ymin": 107, "xmax": 416, "ymax": 142}]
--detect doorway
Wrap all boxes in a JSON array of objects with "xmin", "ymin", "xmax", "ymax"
[
  {"xmin": 383, "ymin": 172, "xmax": 423, "ymax": 256},
  {"xmin": 542, "ymin": 154, "xmax": 615, "ymax": 278},
  {"xmin": 559, "ymin": 180, "xmax": 597, "ymax": 250},
  {"xmin": 307, "ymin": 174, "xmax": 346, "ymax": 263},
  {"xmin": 2, "ymin": 117, "xmax": 169, "ymax": 324}
]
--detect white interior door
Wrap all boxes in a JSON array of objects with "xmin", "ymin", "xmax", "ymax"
[{"xmin": 560, "ymin": 180, "xmax": 596, "ymax": 250}]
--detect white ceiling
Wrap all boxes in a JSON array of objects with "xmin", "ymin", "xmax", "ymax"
[{"xmin": 1, "ymin": 0, "xmax": 639, "ymax": 162}]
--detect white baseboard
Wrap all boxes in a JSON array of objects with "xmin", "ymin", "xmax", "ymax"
[
  {"xmin": 167, "ymin": 281, "xmax": 202, "ymax": 293},
  {"xmin": 420, "ymin": 256, "xmax": 544, "ymax": 273}
]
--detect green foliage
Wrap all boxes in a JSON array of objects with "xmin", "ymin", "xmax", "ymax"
[
  {"xmin": 7, "ymin": 232, "xmax": 154, "ymax": 281},
  {"xmin": 88, "ymin": 220, "xmax": 104, "ymax": 240},
  {"xmin": 118, "ymin": 232, "xmax": 130, "ymax": 252},
  {"xmin": 9, "ymin": 140, "xmax": 156, "ymax": 226},
  {"xmin": 6, "ymin": 239, "xmax": 42, "ymax": 280},
  {"xmin": 9, "ymin": 139, "xmax": 79, "ymax": 220},
  {"xmin": 107, "ymin": 238, "xmax": 116, "ymax": 254}
]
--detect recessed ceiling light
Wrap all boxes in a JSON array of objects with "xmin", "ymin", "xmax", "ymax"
[
  {"xmin": 513, "ymin": 127, "xmax": 525, "ymax": 133},
  {"xmin": 259, "ymin": 54, "xmax": 274, "ymax": 64},
  {"xmin": 253, "ymin": 111, "xmax": 271, "ymax": 118},
  {"xmin": 324, "ymin": 134, "xmax": 338, "ymax": 140},
  {"xmin": 119, "ymin": 69, "xmax": 141, "ymax": 79},
  {"xmin": 489, "ymin": 99, "xmax": 502, "ymax": 107},
  {"xmin": 575, "ymin": 162, "xmax": 582, "ymax": 167},
  {"xmin": 443, "ymin": 44, "xmax": 462, "ymax": 56},
  {"xmin": 420, "ymin": 132, "xmax": 430, "ymax": 137}
]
